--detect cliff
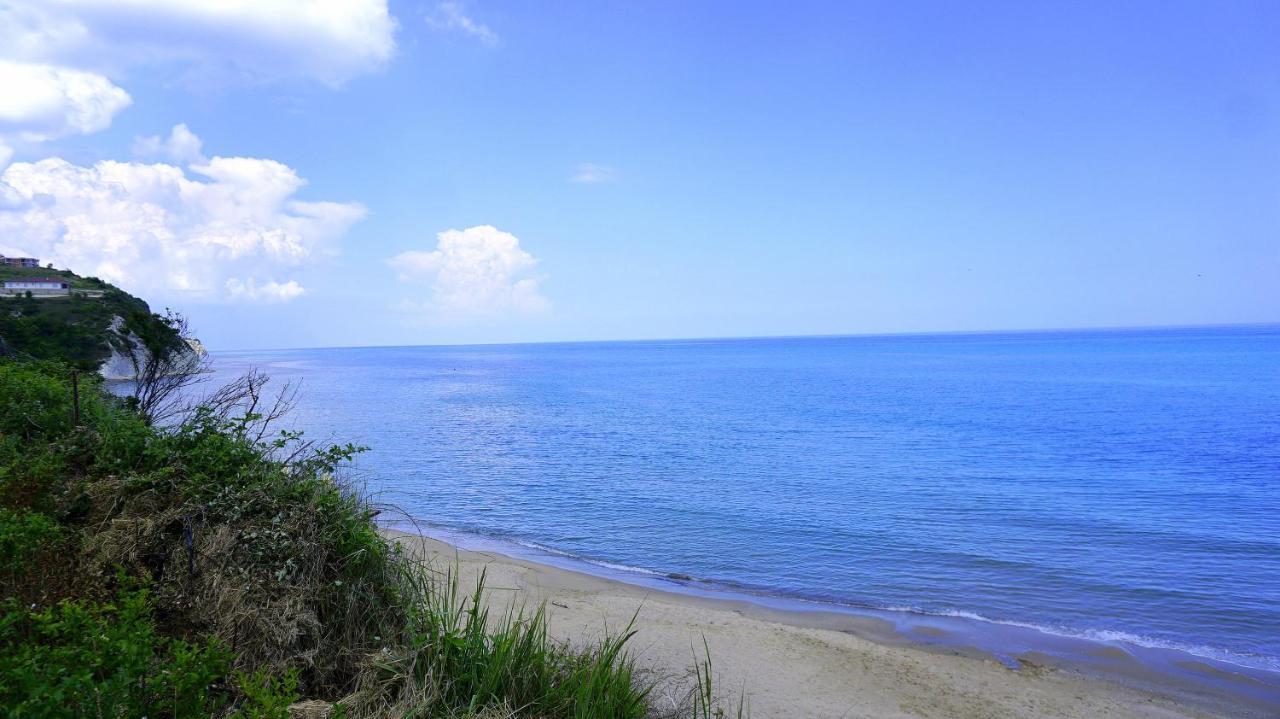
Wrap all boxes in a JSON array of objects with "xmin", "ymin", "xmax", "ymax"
[{"xmin": 0, "ymin": 266, "xmax": 202, "ymax": 376}]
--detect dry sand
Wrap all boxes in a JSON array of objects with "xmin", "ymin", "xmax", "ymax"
[{"xmin": 385, "ymin": 530, "xmax": 1266, "ymax": 719}]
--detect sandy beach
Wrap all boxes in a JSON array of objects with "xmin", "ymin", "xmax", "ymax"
[{"xmin": 385, "ymin": 529, "xmax": 1273, "ymax": 719}]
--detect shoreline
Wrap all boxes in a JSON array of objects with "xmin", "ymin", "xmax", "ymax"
[{"xmin": 384, "ymin": 526, "xmax": 1278, "ymax": 719}]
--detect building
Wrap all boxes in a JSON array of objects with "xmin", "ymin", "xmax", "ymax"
[
  {"xmin": 3, "ymin": 278, "xmax": 70, "ymax": 296},
  {"xmin": 0, "ymin": 255, "xmax": 40, "ymax": 268}
]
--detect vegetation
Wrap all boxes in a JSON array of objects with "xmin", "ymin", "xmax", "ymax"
[
  {"xmin": 0, "ymin": 587, "xmax": 235, "ymax": 718},
  {"xmin": 0, "ymin": 266, "xmax": 187, "ymax": 371},
  {"xmin": 0, "ymin": 358, "xmax": 736, "ymax": 717}
]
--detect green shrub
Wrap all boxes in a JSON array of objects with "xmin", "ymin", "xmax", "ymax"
[
  {"xmin": 0, "ymin": 361, "xmax": 124, "ymax": 515},
  {"xmin": 0, "ymin": 588, "xmax": 232, "ymax": 718},
  {"xmin": 0, "ymin": 508, "xmax": 60, "ymax": 576},
  {"xmin": 0, "ymin": 360, "xmax": 75, "ymax": 440},
  {"xmin": 230, "ymin": 669, "xmax": 301, "ymax": 719}
]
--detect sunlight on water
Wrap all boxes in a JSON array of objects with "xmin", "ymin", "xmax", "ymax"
[{"xmin": 205, "ymin": 326, "xmax": 1280, "ymax": 672}]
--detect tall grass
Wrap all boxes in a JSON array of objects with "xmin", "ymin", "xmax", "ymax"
[
  {"xmin": 348, "ymin": 564, "xmax": 651, "ymax": 717},
  {"xmin": 691, "ymin": 637, "xmax": 747, "ymax": 719}
]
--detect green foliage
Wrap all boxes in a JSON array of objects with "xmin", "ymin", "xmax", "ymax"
[
  {"xmin": 0, "ymin": 509, "xmax": 60, "ymax": 576},
  {"xmin": 0, "ymin": 444, "xmax": 68, "ymax": 515},
  {"xmin": 0, "ymin": 588, "xmax": 232, "ymax": 719},
  {"xmin": 0, "ymin": 360, "xmax": 76, "ymax": 440},
  {"xmin": 0, "ymin": 360, "xmax": 126, "ymax": 516},
  {"xmin": 230, "ymin": 669, "xmax": 302, "ymax": 719},
  {"xmin": 92, "ymin": 401, "xmax": 157, "ymax": 475},
  {"xmin": 361, "ymin": 567, "xmax": 649, "ymax": 718}
]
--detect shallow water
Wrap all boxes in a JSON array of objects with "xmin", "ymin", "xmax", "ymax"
[{"xmin": 204, "ymin": 325, "xmax": 1280, "ymax": 676}]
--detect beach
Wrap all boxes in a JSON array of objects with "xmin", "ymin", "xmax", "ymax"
[{"xmin": 386, "ymin": 529, "xmax": 1273, "ymax": 719}]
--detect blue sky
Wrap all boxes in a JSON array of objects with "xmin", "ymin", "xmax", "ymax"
[{"xmin": 0, "ymin": 1, "xmax": 1276, "ymax": 349}]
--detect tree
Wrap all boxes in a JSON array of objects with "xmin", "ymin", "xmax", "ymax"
[{"xmin": 128, "ymin": 310, "xmax": 210, "ymax": 424}]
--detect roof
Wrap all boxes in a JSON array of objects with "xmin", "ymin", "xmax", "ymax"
[{"xmin": 3, "ymin": 277, "xmax": 66, "ymax": 284}]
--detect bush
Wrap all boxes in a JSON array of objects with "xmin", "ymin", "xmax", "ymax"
[
  {"xmin": 0, "ymin": 360, "xmax": 122, "ymax": 522},
  {"xmin": 0, "ymin": 588, "xmax": 232, "ymax": 718},
  {"xmin": 231, "ymin": 669, "xmax": 302, "ymax": 719},
  {"xmin": 0, "ymin": 508, "xmax": 60, "ymax": 576},
  {"xmin": 0, "ymin": 360, "xmax": 76, "ymax": 440}
]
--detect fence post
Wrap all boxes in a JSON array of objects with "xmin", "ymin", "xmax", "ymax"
[{"xmin": 71, "ymin": 370, "xmax": 80, "ymax": 427}]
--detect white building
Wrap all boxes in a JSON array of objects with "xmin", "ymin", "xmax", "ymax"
[
  {"xmin": 0, "ymin": 255, "xmax": 40, "ymax": 268},
  {"xmin": 3, "ymin": 278, "xmax": 70, "ymax": 296}
]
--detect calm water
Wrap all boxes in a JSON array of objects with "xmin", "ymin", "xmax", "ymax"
[{"xmin": 206, "ymin": 326, "xmax": 1280, "ymax": 673}]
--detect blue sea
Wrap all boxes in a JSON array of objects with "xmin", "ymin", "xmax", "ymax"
[{"xmin": 206, "ymin": 326, "xmax": 1280, "ymax": 678}]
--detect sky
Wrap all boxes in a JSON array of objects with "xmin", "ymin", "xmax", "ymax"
[{"xmin": 0, "ymin": 1, "xmax": 1277, "ymax": 350}]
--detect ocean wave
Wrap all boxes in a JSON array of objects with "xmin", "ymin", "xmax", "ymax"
[
  {"xmin": 881, "ymin": 606, "xmax": 1280, "ymax": 674},
  {"xmin": 417, "ymin": 526, "xmax": 668, "ymax": 579},
  {"xmin": 506, "ymin": 538, "xmax": 664, "ymax": 576}
]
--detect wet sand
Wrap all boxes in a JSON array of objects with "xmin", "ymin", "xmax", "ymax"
[{"xmin": 385, "ymin": 529, "xmax": 1274, "ymax": 719}]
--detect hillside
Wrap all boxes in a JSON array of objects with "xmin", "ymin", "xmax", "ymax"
[{"xmin": 0, "ymin": 266, "xmax": 189, "ymax": 373}]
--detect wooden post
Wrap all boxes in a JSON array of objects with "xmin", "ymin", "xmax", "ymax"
[{"xmin": 71, "ymin": 370, "xmax": 80, "ymax": 427}]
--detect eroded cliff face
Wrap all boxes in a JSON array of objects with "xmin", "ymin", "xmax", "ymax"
[
  {"xmin": 98, "ymin": 315, "xmax": 146, "ymax": 380},
  {"xmin": 98, "ymin": 315, "xmax": 205, "ymax": 380}
]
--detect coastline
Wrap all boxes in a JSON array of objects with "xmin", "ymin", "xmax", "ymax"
[{"xmin": 384, "ymin": 526, "xmax": 1277, "ymax": 719}]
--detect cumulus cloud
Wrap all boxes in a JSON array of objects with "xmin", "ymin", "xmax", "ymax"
[
  {"xmin": 133, "ymin": 123, "xmax": 206, "ymax": 164},
  {"xmin": 0, "ymin": 59, "xmax": 131, "ymax": 143},
  {"xmin": 571, "ymin": 162, "xmax": 617, "ymax": 184},
  {"xmin": 389, "ymin": 225, "xmax": 548, "ymax": 320},
  {"xmin": 0, "ymin": 135, "xmax": 365, "ymax": 303},
  {"xmin": 0, "ymin": 0, "xmax": 396, "ymax": 87},
  {"xmin": 426, "ymin": 2, "xmax": 498, "ymax": 47}
]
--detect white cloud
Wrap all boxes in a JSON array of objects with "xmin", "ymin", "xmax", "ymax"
[
  {"xmin": 0, "ymin": 0, "xmax": 396, "ymax": 87},
  {"xmin": 225, "ymin": 278, "xmax": 305, "ymax": 303},
  {"xmin": 0, "ymin": 5, "xmax": 380, "ymax": 303},
  {"xmin": 132, "ymin": 123, "xmax": 205, "ymax": 164},
  {"xmin": 571, "ymin": 162, "xmax": 617, "ymax": 184},
  {"xmin": 426, "ymin": 2, "xmax": 498, "ymax": 47},
  {"xmin": 0, "ymin": 1, "xmax": 397, "ymax": 160},
  {"xmin": 0, "ymin": 135, "xmax": 365, "ymax": 303},
  {"xmin": 0, "ymin": 60, "xmax": 131, "ymax": 143},
  {"xmin": 0, "ymin": 3, "xmax": 90, "ymax": 61},
  {"xmin": 389, "ymin": 225, "xmax": 548, "ymax": 320}
]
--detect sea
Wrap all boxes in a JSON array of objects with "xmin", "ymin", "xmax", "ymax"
[{"xmin": 201, "ymin": 325, "xmax": 1280, "ymax": 687}]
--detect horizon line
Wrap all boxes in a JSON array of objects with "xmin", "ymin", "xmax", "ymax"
[{"xmin": 208, "ymin": 320, "xmax": 1280, "ymax": 355}]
